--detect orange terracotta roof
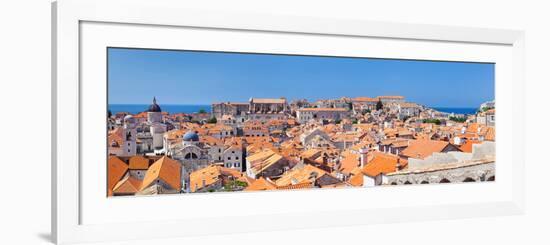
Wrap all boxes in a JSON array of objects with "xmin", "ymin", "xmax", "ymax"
[
  {"xmin": 244, "ymin": 177, "xmax": 277, "ymax": 191},
  {"xmin": 112, "ymin": 175, "xmax": 142, "ymax": 195},
  {"xmin": 298, "ymin": 108, "xmax": 348, "ymax": 112},
  {"xmin": 377, "ymin": 95, "xmax": 404, "ymax": 100},
  {"xmin": 479, "ymin": 126, "xmax": 495, "ymax": 141},
  {"xmin": 400, "ymin": 139, "xmax": 458, "ymax": 159},
  {"xmin": 164, "ymin": 129, "xmax": 187, "ymax": 141},
  {"xmin": 107, "ymin": 156, "xmax": 128, "ymax": 196},
  {"xmin": 276, "ymin": 181, "xmax": 313, "ymax": 190},
  {"xmin": 128, "ymin": 155, "xmax": 149, "ymax": 170},
  {"xmin": 362, "ymin": 152, "xmax": 403, "ymax": 177},
  {"xmin": 459, "ymin": 140, "xmax": 481, "ymax": 153},
  {"xmin": 247, "ymin": 150, "xmax": 284, "ymax": 174},
  {"xmin": 348, "ymin": 172, "xmax": 364, "ymax": 187},
  {"xmin": 352, "ymin": 97, "xmax": 378, "ymax": 102},
  {"xmin": 301, "ymin": 149, "xmax": 322, "ymax": 160},
  {"xmin": 251, "ymin": 98, "xmax": 286, "ymax": 104},
  {"xmin": 140, "ymin": 156, "xmax": 181, "ymax": 191},
  {"xmin": 275, "ymin": 164, "xmax": 328, "ymax": 187},
  {"xmin": 189, "ymin": 165, "xmax": 222, "ymax": 192},
  {"xmin": 339, "ymin": 150, "xmax": 360, "ymax": 175},
  {"xmin": 134, "ymin": 111, "xmax": 148, "ymax": 118}
]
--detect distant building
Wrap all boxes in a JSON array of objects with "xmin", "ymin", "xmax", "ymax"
[
  {"xmin": 296, "ymin": 107, "xmax": 351, "ymax": 124},
  {"xmin": 351, "ymin": 97, "xmax": 378, "ymax": 113},
  {"xmin": 377, "ymin": 95, "xmax": 405, "ymax": 104},
  {"xmin": 211, "ymin": 102, "xmax": 249, "ymax": 120},
  {"xmin": 248, "ymin": 98, "xmax": 289, "ymax": 122},
  {"xmin": 476, "ymin": 109, "xmax": 495, "ymax": 126}
]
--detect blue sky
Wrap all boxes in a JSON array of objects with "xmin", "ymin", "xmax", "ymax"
[{"xmin": 108, "ymin": 48, "xmax": 494, "ymax": 108}]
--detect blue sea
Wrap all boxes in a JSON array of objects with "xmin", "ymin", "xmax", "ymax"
[
  {"xmin": 432, "ymin": 107, "xmax": 477, "ymax": 115},
  {"xmin": 109, "ymin": 104, "xmax": 211, "ymax": 114}
]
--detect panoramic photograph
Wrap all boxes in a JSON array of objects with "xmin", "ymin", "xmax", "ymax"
[{"xmin": 106, "ymin": 47, "xmax": 495, "ymax": 197}]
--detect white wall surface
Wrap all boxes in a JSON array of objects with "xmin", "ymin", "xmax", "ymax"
[{"xmin": 0, "ymin": 0, "xmax": 548, "ymax": 244}]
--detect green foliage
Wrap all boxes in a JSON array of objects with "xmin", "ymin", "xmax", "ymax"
[
  {"xmin": 422, "ymin": 118, "xmax": 442, "ymax": 125},
  {"xmin": 198, "ymin": 109, "xmax": 207, "ymax": 114},
  {"xmin": 207, "ymin": 117, "xmax": 217, "ymax": 124},
  {"xmin": 224, "ymin": 180, "xmax": 248, "ymax": 191},
  {"xmin": 352, "ymin": 118, "xmax": 358, "ymax": 124},
  {"xmin": 107, "ymin": 110, "xmax": 112, "ymax": 118},
  {"xmin": 449, "ymin": 116, "xmax": 467, "ymax": 123},
  {"xmin": 481, "ymin": 107, "xmax": 490, "ymax": 112},
  {"xmin": 334, "ymin": 119, "xmax": 342, "ymax": 124}
]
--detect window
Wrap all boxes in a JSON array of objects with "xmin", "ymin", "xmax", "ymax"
[{"xmin": 228, "ymin": 157, "xmax": 232, "ymax": 160}]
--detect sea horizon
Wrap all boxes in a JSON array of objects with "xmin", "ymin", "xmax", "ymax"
[
  {"xmin": 109, "ymin": 103, "xmax": 478, "ymax": 115},
  {"xmin": 109, "ymin": 104, "xmax": 211, "ymax": 114}
]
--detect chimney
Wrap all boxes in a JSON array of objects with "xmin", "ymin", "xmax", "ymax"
[
  {"xmin": 395, "ymin": 158, "xmax": 401, "ymax": 171},
  {"xmin": 359, "ymin": 147, "xmax": 369, "ymax": 168}
]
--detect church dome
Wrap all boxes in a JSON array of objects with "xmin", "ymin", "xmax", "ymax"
[
  {"xmin": 147, "ymin": 97, "xmax": 162, "ymax": 112},
  {"xmin": 182, "ymin": 131, "xmax": 200, "ymax": 142}
]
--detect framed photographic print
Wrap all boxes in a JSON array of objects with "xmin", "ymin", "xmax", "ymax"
[{"xmin": 52, "ymin": 0, "xmax": 525, "ymax": 244}]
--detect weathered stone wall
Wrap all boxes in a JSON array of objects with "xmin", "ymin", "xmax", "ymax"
[
  {"xmin": 408, "ymin": 141, "xmax": 495, "ymax": 170},
  {"xmin": 386, "ymin": 161, "xmax": 495, "ymax": 185}
]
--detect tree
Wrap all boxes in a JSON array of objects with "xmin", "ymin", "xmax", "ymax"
[
  {"xmin": 376, "ymin": 99, "xmax": 383, "ymax": 111},
  {"xmin": 449, "ymin": 116, "xmax": 467, "ymax": 123},
  {"xmin": 198, "ymin": 109, "xmax": 207, "ymax": 114},
  {"xmin": 207, "ymin": 117, "xmax": 217, "ymax": 124},
  {"xmin": 422, "ymin": 118, "xmax": 441, "ymax": 125},
  {"xmin": 107, "ymin": 110, "xmax": 112, "ymax": 118}
]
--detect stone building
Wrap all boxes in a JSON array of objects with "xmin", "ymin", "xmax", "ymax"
[
  {"xmin": 122, "ymin": 114, "xmax": 137, "ymax": 156},
  {"xmin": 377, "ymin": 95, "xmax": 405, "ymax": 104},
  {"xmin": 248, "ymin": 98, "xmax": 289, "ymax": 122},
  {"xmin": 384, "ymin": 141, "xmax": 496, "ymax": 185},
  {"xmin": 296, "ymin": 108, "xmax": 351, "ymax": 124},
  {"xmin": 211, "ymin": 102, "xmax": 249, "ymax": 119},
  {"xmin": 300, "ymin": 128, "xmax": 334, "ymax": 149}
]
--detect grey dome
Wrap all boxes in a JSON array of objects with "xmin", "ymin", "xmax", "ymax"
[
  {"xmin": 183, "ymin": 131, "xmax": 199, "ymax": 142},
  {"xmin": 147, "ymin": 97, "xmax": 162, "ymax": 112}
]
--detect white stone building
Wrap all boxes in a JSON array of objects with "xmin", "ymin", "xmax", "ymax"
[{"xmin": 296, "ymin": 108, "xmax": 351, "ymax": 124}]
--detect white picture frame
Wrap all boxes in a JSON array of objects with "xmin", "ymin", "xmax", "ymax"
[{"xmin": 52, "ymin": 0, "xmax": 525, "ymax": 244}]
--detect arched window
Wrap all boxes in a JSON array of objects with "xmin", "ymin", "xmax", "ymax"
[
  {"xmin": 439, "ymin": 178, "xmax": 451, "ymax": 183},
  {"xmin": 390, "ymin": 182, "xmax": 397, "ymax": 185},
  {"xmin": 404, "ymin": 181, "xmax": 412, "ymax": 185},
  {"xmin": 420, "ymin": 180, "xmax": 429, "ymax": 184},
  {"xmin": 487, "ymin": 176, "xmax": 495, "ymax": 181},
  {"xmin": 184, "ymin": 152, "xmax": 199, "ymax": 159},
  {"xmin": 463, "ymin": 177, "xmax": 475, "ymax": 182}
]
